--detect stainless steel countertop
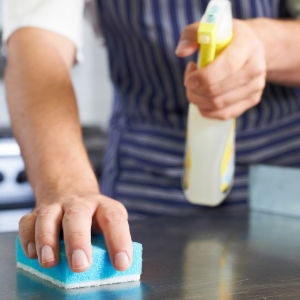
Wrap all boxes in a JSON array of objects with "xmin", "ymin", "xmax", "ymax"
[{"xmin": 1, "ymin": 205, "xmax": 300, "ymax": 300}]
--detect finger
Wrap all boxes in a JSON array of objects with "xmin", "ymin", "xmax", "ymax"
[
  {"xmin": 210, "ymin": 76, "xmax": 265, "ymax": 110},
  {"xmin": 35, "ymin": 204, "xmax": 63, "ymax": 268},
  {"xmin": 19, "ymin": 212, "xmax": 37, "ymax": 258},
  {"xmin": 175, "ymin": 22, "xmax": 199, "ymax": 57},
  {"xmin": 96, "ymin": 197, "xmax": 132, "ymax": 272},
  {"xmin": 184, "ymin": 62, "xmax": 197, "ymax": 85},
  {"xmin": 62, "ymin": 201, "xmax": 94, "ymax": 273},
  {"xmin": 187, "ymin": 75, "xmax": 265, "ymax": 111},
  {"xmin": 200, "ymin": 91, "xmax": 262, "ymax": 120},
  {"xmin": 185, "ymin": 51, "xmax": 266, "ymax": 98},
  {"xmin": 187, "ymin": 89, "xmax": 212, "ymax": 110}
]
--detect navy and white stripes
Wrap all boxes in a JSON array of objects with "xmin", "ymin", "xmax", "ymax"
[{"xmin": 97, "ymin": 0, "xmax": 300, "ymax": 216}]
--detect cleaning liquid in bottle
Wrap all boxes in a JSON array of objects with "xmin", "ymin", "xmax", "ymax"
[{"xmin": 183, "ymin": 0, "xmax": 235, "ymax": 206}]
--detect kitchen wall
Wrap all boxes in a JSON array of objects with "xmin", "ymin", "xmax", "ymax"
[{"xmin": 71, "ymin": 19, "xmax": 113, "ymax": 128}]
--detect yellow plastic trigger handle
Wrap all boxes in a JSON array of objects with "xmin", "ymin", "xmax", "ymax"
[
  {"xmin": 197, "ymin": 22, "xmax": 233, "ymax": 69},
  {"xmin": 197, "ymin": 23, "xmax": 217, "ymax": 68}
]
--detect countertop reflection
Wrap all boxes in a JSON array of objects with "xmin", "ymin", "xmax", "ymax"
[{"xmin": 2, "ymin": 205, "xmax": 300, "ymax": 300}]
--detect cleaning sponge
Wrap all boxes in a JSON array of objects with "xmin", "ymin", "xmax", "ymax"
[{"xmin": 16, "ymin": 234, "xmax": 142, "ymax": 289}]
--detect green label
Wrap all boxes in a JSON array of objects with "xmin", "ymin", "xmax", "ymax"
[{"xmin": 207, "ymin": 5, "xmax": 219, "ymax": 23}]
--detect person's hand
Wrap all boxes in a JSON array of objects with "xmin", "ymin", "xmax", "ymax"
[
  {"xmin": 175, "ymin": 19, "xmax": 267, "ymax": 120},
  {"xmin": 18, "ymin": 193, "xmax": 132, "ymax": 273}
]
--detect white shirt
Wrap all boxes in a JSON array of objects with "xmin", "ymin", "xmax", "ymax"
[
  {"xmin": 2, "ymin": 0, "xmax": 300, "ymax": 61},
  {"xmin": 2, "ymin": 0, "xmax": 86, "ymax": 60}
]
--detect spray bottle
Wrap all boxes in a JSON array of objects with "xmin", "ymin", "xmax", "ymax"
[{"xmin": 183, "ymin": 0, "xmax": 235, "ymax": 206}]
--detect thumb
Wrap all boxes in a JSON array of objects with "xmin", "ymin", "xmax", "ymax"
[
  {"xmin": 175, "ymin": 22, "xmax": 200, "ymax": 57},
  {"xmin": 184, "ymin": 62, "xmax": 198, "ymax": 86}
]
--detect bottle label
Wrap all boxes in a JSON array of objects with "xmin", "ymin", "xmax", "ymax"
[{"xmin": 220, "ymin": 121, "xmax": 235, "ymax": 193}]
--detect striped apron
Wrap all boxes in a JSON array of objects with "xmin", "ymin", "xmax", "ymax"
[{"xmin": 96, "ymin": 0, "xmax": 300, "ymax": 216}]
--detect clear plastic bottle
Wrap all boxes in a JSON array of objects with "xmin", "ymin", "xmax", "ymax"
[{"xmin": 183, "ymin": 0, "xmax": 235, "ymax": 206}]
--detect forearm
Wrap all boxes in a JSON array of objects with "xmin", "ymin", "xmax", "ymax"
[
  {"xmin": 5, "ymin": 28, "xmax": 100, "ymax": 202},
  {"xmin": 247, "ymin": 18, "xmax": 300, "ymax": 86}
]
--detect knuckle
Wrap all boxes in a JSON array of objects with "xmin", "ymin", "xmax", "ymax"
[
  {"xmin": 101, "ymin": 211, "xmax": 124, "ymax": 225},
  {"xmin": 100, "ymin": 204, "xmax": 128, "ymax": 225},
  {"xmin": 19, "ymin": 213, "xmax": 35, "ymax": 226},
  {"xmin": 64, "ymin": 204, "xmax": 92, "ymax": 219},
  {"xmin": 203, "ymin": 83, "xmax": 217, "ymax": 97},
  {"xmin": 64, "ymin": 207, "xmax": 82, "ymax": 218},
  {"xmin": 36, "ymin": 204, "xmax": 62, "ymax": 217},
  {"xmin": 251, "ymin": 60, "xmax": 266, "ymax": 77},
  {"xmin": 237, "ymin": 75, "xmax": 247, "ymax": 87},
  {"xmin": 225, "ymin": 58, "xmax": 236, "ymax": 73},
  {"xmin": 256, "ymin": 65, "xmax": 266, "ymax": 77},
  {"xmin": 36, "ymin": 230, "xmax": 54, "ymax": 242},
  {"xmin": 66, "ymin": 230, "xmax": 87, "ymax": 241},
  {"xmin": 115, "ymin": 201, "xmax": 128, "ymax": 218},
  {"xmin": 36, "ymin": 207, "xmax": 53, "ymax": 217},
  {"xmin": 210, "ymin": 96, "xmax": 224, "ymax": 109}
]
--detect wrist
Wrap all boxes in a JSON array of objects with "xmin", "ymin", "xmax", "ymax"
[
  {"xmin": 245, "ymin": 18, "xmax": 271, "ymax": 66},
  {"xmin": 32, "ymin": 169, "xmax": 100, "ymax": 203},
  {"xmin": 245, "ymin": 18, "xmax": 288, "ymax": 77}
]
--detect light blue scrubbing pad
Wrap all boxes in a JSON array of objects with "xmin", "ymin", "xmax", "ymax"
[
  {"xmin": 16, "ymin": 234, "xmax": 143, "ymax": 289},
  {"xmin": 250, "ymin": 164, "xmax": 300, "ymax": 217}
]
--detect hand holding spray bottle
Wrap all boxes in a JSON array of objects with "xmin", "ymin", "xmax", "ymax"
[{"xmin": 184, "ymin": 0, "xmax": 235, "ymax": 206}]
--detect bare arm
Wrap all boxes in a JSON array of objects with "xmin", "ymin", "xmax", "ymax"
[
  {"xmin": 5, "ymin": 28, "xmax": 132, "ymax": 272},
  {"xmin": 248, "ymin": 18, "xmax": 300, "ymax": 86},
  {"xmin": 5, "ymin": 28, "xmax": 98, "ymax": 200}
]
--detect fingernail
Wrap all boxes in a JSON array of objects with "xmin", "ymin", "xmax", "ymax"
[
  {"xmin": 114, "ymin": 251, "xmax": 130, "ymax": 270},
  {"xmin": 41, "ymin": 245, "xmax": 55, "ymax": 264},
  {"xmin": 72, "ymin": 249, "xmax": 89, "ymax": 270},
  {"xmin": 27, "ymin": 242, "xmax": 36, "ymax": 257},
  {"xmin": 175, "ymin": 40, "xmax": 190, "ymax": 54}
]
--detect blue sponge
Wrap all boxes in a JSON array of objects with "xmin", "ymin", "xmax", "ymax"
[{"xmin": 16, "ymin": 235, "xmax": 143, "ymax": 289}]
